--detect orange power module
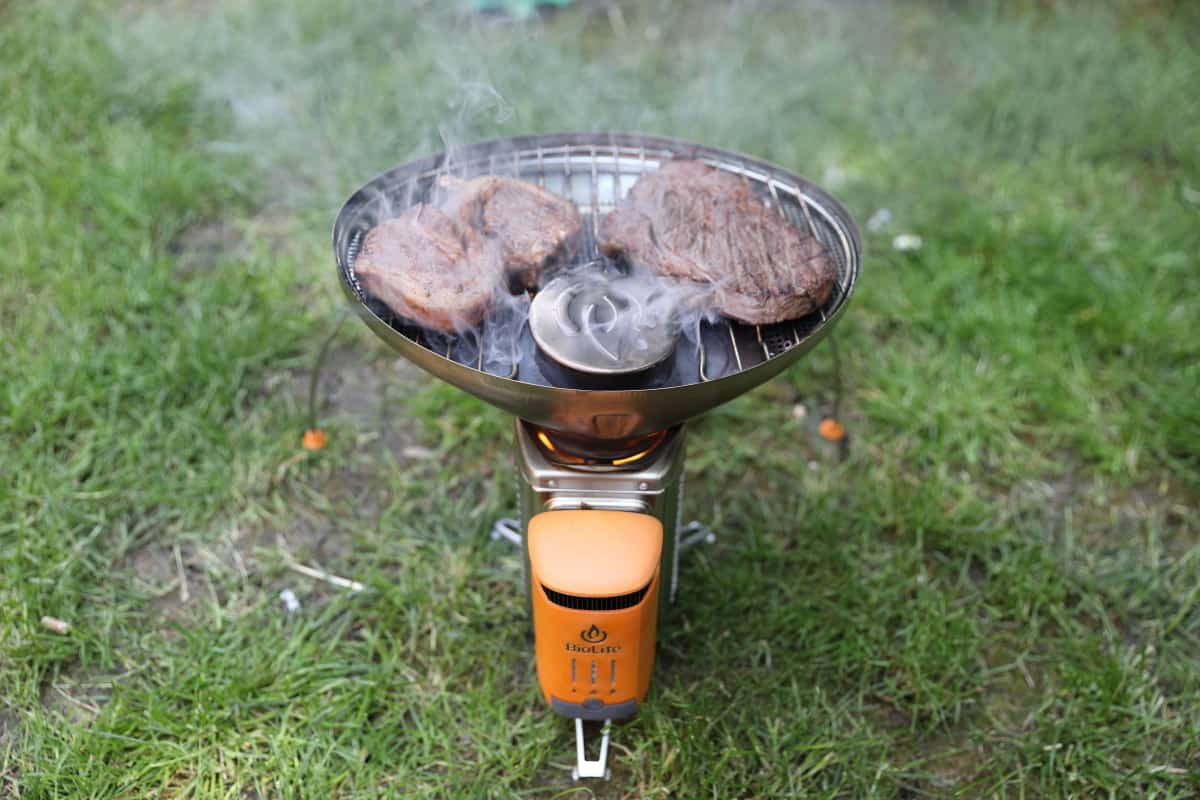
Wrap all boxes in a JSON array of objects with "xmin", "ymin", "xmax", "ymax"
[{"xmin": 527, "ymin": 510, "xmax": 663, "ymax": 720}]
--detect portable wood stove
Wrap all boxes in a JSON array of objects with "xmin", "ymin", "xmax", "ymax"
[{"xmin": 333, "ymin": 133, "xmax": 861, "ymax": 779}]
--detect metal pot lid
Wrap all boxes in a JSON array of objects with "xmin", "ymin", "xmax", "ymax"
[{"xmin": 529, "ymin": 272, "xmax": 681, "ymax": 376}]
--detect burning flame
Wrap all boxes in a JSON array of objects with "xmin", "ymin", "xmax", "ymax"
[{"xmin": 533, "ymin": 428, "xmax": 666, "ymax": 467}]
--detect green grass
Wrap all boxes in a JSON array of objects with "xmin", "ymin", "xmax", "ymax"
[{"xmin": 2, "ymin": 0, "xmax": 1198, "ymax": 797}]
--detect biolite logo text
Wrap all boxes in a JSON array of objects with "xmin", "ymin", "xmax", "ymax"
[{"xmin": 566, "ymin": 642, "xmax": 622, "ymax": 654}]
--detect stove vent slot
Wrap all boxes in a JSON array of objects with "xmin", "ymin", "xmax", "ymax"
[{"xmin": 542, "ymin": 583, "xmax": 650, "ymax": 611}]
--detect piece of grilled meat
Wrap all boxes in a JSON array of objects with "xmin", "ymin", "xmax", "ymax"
[
  {"xmin": 355, "ymin": 177, "xmax": 581, "ymax": 333},
  {"xmin": 353, "ymin": 204, "xmax": 501, "ymax": 333},
  {"xmin": 443, "ymin": 176, "xmax": 582, "ymax": 290},
  {"xmin": 599, "ymin": 160, "xmax": 835, "ymax": 325}
]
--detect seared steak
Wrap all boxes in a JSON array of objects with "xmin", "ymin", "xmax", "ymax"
[
  {"xmin": 599, "ymin": 160, "xmax": 835, "ymax": 325},
  {"xmin": 443, "ymin": 176, "xmax": 582, "ymax": 290},
  {"xmin": 354, "ymin": 204, "xmax": 501, "ymax": 333},
  {"xmin": 355, "ymin": 177, "xmax": 581, "ymax": 332}
]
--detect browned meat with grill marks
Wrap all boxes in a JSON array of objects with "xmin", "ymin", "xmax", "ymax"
[
  {"xmin": 355, "ymin": 177, "xmax": 581, "ymax": 332},
  {"xmin": 354, "ymin": 204, "xmax": 501, "ymax": 333},
  {"xmin": 599, "ymin": 160, "xmax": 835, "ymax": 325},
  {"xmin": 442, "ymin": 176, "xmax": 582, "ymax": 290}
]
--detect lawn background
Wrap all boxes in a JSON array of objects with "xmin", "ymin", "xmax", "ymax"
[{"xmin": 1, "ymin": 1, "xmax": 1198, "ymax": 797}]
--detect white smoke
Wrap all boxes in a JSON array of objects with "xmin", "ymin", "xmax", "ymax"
[{"xmin": 114, "ymin": 0, "xmax": 875, "ymax": 386}]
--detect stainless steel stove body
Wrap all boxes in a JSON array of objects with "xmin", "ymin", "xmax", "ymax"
[{"xmin": 511, "ymin": 421, "xmax": 689, "ymax": 612}]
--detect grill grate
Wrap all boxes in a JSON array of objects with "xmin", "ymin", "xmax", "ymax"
[{"xmin": 344, "ymin": 140, "xmax": 855, "ymax": 387}]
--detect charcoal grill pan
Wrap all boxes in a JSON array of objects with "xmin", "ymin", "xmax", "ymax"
[{"xmin": 333, "ymin": 133, "xmax": 861, "ymax": 441}]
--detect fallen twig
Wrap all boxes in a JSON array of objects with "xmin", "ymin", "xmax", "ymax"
[
  {"xmin": 173, "ymin": 544, "xmax": 190, "ymax": 604},
  {"xmin": 285, "ymin": 560, "xmax": 365, "ymax": 593}
]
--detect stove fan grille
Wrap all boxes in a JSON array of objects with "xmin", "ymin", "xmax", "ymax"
[{"xmin": 542, "ymin": 583, "xmax": 651, "ymax": 612}]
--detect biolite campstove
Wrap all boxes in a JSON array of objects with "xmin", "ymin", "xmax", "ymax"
[{"xmin": 333, "ymin": 132, "xmax": 861, "ymax": 779}]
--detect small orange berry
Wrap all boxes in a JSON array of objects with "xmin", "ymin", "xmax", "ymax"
[
  {"xmin": 301, "ymin": 429, "xmax": 328, "ymax": 450},
  {"xmin": 818, "ymin": 417, "xmax": 846, "ymax": 442}
]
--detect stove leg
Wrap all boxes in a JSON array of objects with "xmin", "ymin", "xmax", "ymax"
[
  {"xmin": 678, "ymin": 520, "xmax": 716, "ymax": 551},
  {"xmin": 571, "ymin": 718, "xmax": 612, "ymax": 781},
  {"xmin": 489, "ymin": 517, "xmax": 522, "ymax": 547}
]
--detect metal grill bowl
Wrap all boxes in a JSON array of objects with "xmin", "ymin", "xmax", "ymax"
[{"xmin": 333, "ymin": 133, "xmax": 861, "ymax": 441}]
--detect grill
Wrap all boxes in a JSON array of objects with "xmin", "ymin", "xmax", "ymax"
[{"xmin": 340, "ymin": 136, "xmax": 855, "ymax": 388}]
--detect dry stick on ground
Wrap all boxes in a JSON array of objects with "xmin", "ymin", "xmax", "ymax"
[
  {"xmin": 173, "ymin": 544, "xmax": 190, "ymax": 604},
  {"xmin": 53, "ymin": 685, "xmax": 101, "ymax": 717},
  {"xmin": 275, "ymin": 534, "xmax": 365, "ymax": 593}
]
